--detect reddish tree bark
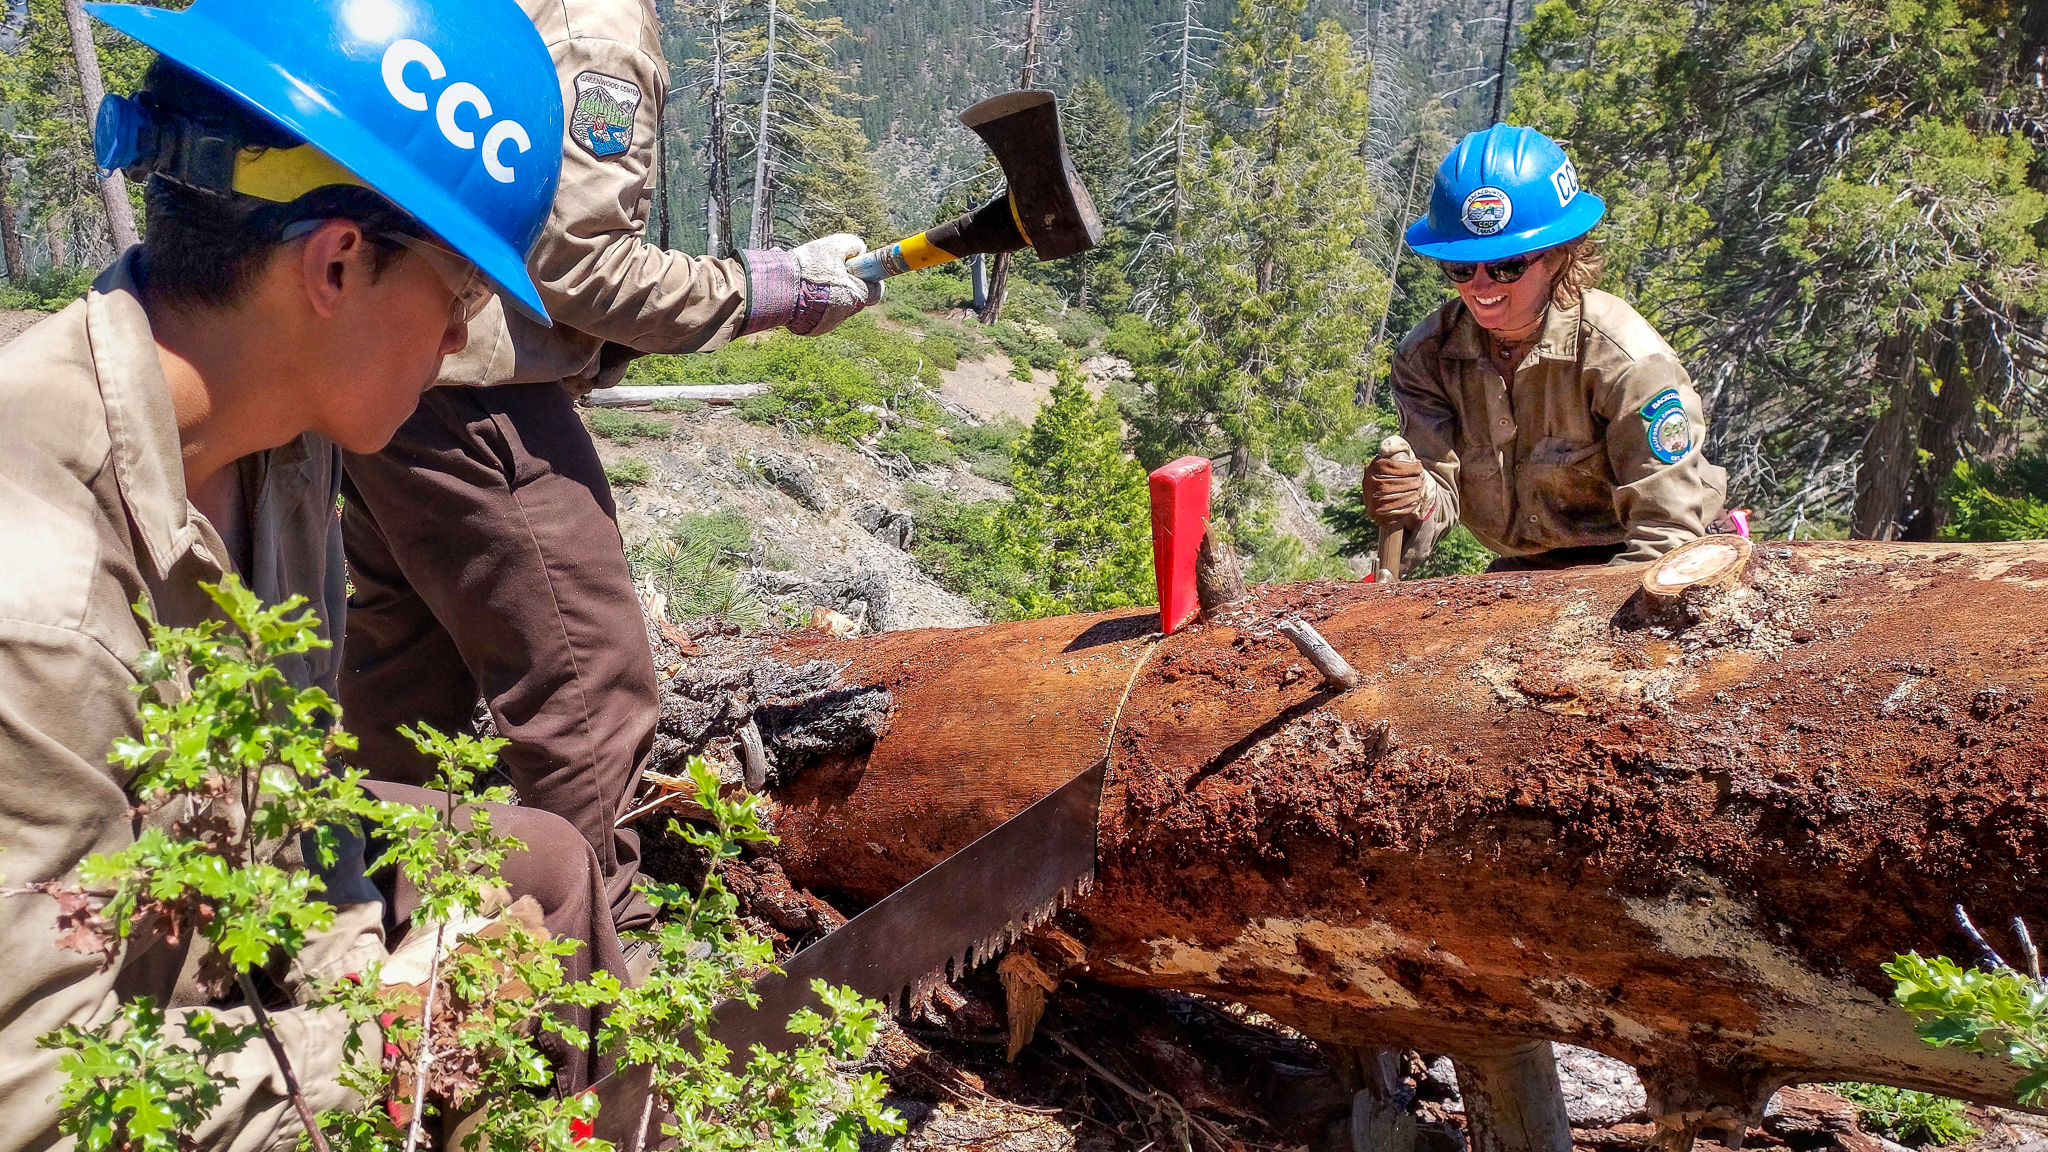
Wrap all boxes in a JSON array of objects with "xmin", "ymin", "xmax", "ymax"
[{"xmin": 686, "ymin": 540, "xmax": 2048, "ymax": 1140}]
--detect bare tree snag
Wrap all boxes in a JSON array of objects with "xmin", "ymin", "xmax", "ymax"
[
  {"xmin": 61, "ymin": 0, "xmax": 138, "ymax": 251},
  {"xmin": 664, "ymin": 541, "xmax": 2048, "ymax": 1137}
]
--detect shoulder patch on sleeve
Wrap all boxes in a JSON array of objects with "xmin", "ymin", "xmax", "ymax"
[
  {"xmin": 1639, "ymin": 388, "xmax": 1692, "ymax": 465},
  {"xmin": 571, "ymin": 71, "xmax": 642, "ymax": 159}
]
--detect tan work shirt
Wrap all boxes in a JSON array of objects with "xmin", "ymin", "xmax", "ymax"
[
  {"xmin": 444, "ymin": 0, "xmax": 799, "ymax": 393},
  {"xmin": 1390, "ymin": 288, "xmax": 1728, "ymax": 568},
  {"xmin": 0, "ymin": 255, "xmax": 377, "ymax": 1152}
]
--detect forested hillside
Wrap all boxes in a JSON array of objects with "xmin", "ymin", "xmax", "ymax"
[{"xmin": 5, "ymin": 0, "xmax": 2044, "ymax": 590}]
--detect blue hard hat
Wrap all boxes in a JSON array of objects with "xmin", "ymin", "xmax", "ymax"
[
  {"xmin": 1405, "ymin": 125, "xmax": 1605, "ymax": 263},
  {"xmin": 87, "ymin": 0, "xmax": 563, "ymax": 325}
]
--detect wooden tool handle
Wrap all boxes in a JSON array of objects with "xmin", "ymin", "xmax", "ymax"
[{"xmin": 1373, "ymin": 435, "xmax": 1416, "ymax": 584}]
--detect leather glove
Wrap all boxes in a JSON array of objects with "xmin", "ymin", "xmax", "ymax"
[
  {"xmin": 1363, "ymin": 453, "xmax": 1430, "ymax": 527},
  {"xmin": 376, "ymin": 897, "xmax": 546, "ymax": 1125},
  {"xmin": 788, "ymin": 233, "xmax": 885, "ymax": 336}
]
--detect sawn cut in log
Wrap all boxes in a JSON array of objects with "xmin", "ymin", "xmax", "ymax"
[{"xmin": 668, "ymin": 541, "xmax": 2048, "ymax": 1140}]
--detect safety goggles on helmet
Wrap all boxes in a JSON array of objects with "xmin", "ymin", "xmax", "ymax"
[
  {"xmin": 1437, "ymin": 251, "xmax": 1547, "ymax": 285},
  {"xmin": 386, "ymin": 233, "xmax": 493, "ymax": 323},
  {"xmin": 281, "ymin": 219, "xmax": 494, "ymax": 323}
]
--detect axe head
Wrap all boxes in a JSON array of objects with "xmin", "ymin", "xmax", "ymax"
[
  {"xmin": 847, "ymin": 90, "xmax": 1103, "ymax": 280},
  {"xmin": 958, "ymin": 90, "xmax": 1102, "ymax": 261}
]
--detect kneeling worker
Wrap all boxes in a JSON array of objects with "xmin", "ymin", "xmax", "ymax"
[
  {"xmin": 1365, "ymin": 125, "xmax": 1727, "ymax": 572},
  {"xmin": 0, "ymin": 0, "xmax": 626, "ymax": 1140}
]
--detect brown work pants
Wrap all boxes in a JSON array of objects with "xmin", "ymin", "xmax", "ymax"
[
  {"xmin": 363, "ymin": 779, "xmax": 625, "ymax": 1094},
  {"xmin": 340, "ymin": 382, "xmax": 657, "ymax": 937}
]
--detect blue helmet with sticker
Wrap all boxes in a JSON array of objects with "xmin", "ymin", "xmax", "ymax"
[
  {"xmin": 87, "ymin": 0, "xmax": 563, "ymax": 325},
  {"xmin": 1405, "ymin": 124, "xmax": 1605, "ymax": 263}
]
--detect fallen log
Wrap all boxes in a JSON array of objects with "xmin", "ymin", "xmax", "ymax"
[
  {"xmin": 584, "ymin": 383, "xmax": 769, "ymax": 407},
  {"xmin": 657, "ymin": 540, "xmax": 2048, "ymax": 1143}
]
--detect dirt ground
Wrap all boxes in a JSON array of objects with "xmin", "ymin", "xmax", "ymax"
[
  {"xmin": 0, "ymin": 309, "xmax": 49, "ymax": 343},
  {"xmin": 936, "ymin": 353, "xmax": 1059, "ymax": 424},
  {"xmin": 593, "ymin": 403, "xmax": 1000, "ymax": 631}
]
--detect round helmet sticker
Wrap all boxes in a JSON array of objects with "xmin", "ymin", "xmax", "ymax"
[{"xmin": 1462, "ymin": 186, "xmax": 1513, "ymax": 236}]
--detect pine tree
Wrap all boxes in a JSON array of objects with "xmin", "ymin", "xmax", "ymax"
[
  {"xmin": 0, "ymin": 0, "xmax": 152, "ymax": 270},
  {"xmin": 723, "ymin": 0, "xmax": 861, "ymax": 250},
  {"xmin": 978, "ymin": 0, "xmax": 1070, "ymax": 324},
  {"xmin": 1122, "ymin": 0, "xmax": 1221, "ymax": 320},
  {"xmin": 994, "ymin": 364, "xmax": 1155, "ymax": 617},
  {"xmin": 1512, "ymin": 0, "xmax": 2047, "ymax": 540},
  {"xmin": 669, "ymin": 0, "xmax": 744, "ymax": 257},
  {"xmin": 1053, "ymin": 75, "xmax": 1128, "ymax": 310},
  {"xmin": 1128, "ymin": 1, "xmax": 1384, "ymax": 530},
  {"xmin": 779, "ymin": 111, "xmax": 895, "ymax": 242}
]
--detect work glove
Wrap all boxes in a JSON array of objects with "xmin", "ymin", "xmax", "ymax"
[
  {"xmin": 788, "ymin": 233, "xmax": 885, "ymax": 337},
  {"xmin": 375, "ymin": 897, "xmax": 547, "ymax": 1126},
  {"xmin": 1363, "ymin": 452, "xmax": 1430, "ymax": 528}
]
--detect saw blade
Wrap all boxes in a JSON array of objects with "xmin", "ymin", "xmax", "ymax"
[{"xmin": 707, "ymin": 758, "xmax": 1107, "ymax": 1064}]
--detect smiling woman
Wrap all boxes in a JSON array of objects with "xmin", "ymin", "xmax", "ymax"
[{"xmin": 1361, "ymin": 123, "xmax": 1730, "ymax": 575}]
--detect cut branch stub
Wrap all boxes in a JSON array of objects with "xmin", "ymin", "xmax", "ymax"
[
  {"xmin": 1277, "ymin": 617, "xmax": 1364, "ymax": 691},
  {"xmin": 1641, "ymin": 535, "xmax": 1753, "ymax": 604}
]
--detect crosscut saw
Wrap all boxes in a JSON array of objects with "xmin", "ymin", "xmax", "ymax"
[
  {"xmin": 704, "ymin": 456, "xmax": 1213, "ymax": 1060},
  {"xmin": 587, "ymin": 760, "xmax": 1114, "ymax": 1142},
  {"xmin": 584, "ymin": 464, "xmax": 1209, "ymax": 1141}
]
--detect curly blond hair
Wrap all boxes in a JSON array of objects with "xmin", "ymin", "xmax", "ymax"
[{"xmin": 1547, "ymin": 235, "xmax": 1605, "ymax": 308}]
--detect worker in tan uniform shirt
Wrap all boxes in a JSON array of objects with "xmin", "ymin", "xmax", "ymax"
[
  {"xmin": 338, "ymin": 0, "xmax": 883, "ymax": 941},
  {"xmin": 0, "ymin": 3, "xmax": 631, "ymax": 1143},
  {"xmin": 1366, "ymin": 125, "xmax": 1727, "ymax": 571}
]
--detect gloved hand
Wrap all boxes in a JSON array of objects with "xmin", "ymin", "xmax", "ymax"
[
  {"xmin": 788, "ymin": 233, "xmax": 885, "ymax": 337},
  {"xmin": 1363, "ymin": 452, "xmax": 1430, "ymax": 527},
  {"xmin": 375, "ymin": 897, "xmax": 546, "ymax": 1125}
]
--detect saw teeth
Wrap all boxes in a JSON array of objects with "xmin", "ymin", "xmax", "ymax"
[{"xmin": 884, "ymin": 876, "xmax": 1094, "ymax": 1019}]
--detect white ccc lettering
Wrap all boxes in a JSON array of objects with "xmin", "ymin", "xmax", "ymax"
[
  {"xmin": 380, "ymin": 39, "xmax": 528, "ymax": 185},
  {"xmin": 436, "ymin": 82, "xmax": 490, "ymax": 149}
]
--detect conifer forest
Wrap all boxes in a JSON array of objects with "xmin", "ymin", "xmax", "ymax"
[{"xmin": 6, "ymin": 0, "xmax": 2043, "ymax": 576}]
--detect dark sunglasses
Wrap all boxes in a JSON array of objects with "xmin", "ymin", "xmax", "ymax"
[{"xmin": 1438, "ymin": 252, "xmax": 1543, "ymax": 284}]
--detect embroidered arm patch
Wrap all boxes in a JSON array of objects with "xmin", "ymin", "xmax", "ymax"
[
  {"xmin": 571, "ymin": 72, "xmax": 642, "ymax": 159},
  {"xmin": 1639, "ymin": 388, "xmax": 1693, "ymax": 465}
]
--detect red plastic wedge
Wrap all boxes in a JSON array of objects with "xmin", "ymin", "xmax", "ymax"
[{"xmin": 1149, "ymin": 456, "xmax": 1211, "ymax": 635}]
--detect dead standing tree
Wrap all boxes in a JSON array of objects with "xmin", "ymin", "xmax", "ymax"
[
  {"xmin": 1122, "ymin": 0, "xmax": 1220, "ymax": 323},
  {"xmin": 662, "ymin": 539, "xmax": 2048, "ymax": 1150},
  {"xmin": 672, "ymin": 0, "xmax": 747, "ymax": 258},
  {"xmin": 59, "ymin": 0, "xmax": 134, "ymax": 251},
  {"xmin": 728, "ymin": 0, "xmax": 855, "ymax": 252}
]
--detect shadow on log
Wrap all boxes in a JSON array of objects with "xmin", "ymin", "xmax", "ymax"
[{"xmin": 665, "ymin": 541, "xmax": 2048, "ymax": 1143}]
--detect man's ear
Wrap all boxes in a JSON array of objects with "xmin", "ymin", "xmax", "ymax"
[{"xmin": 295, "ymin": 219, "xmax": 373, "ymax": 319}]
